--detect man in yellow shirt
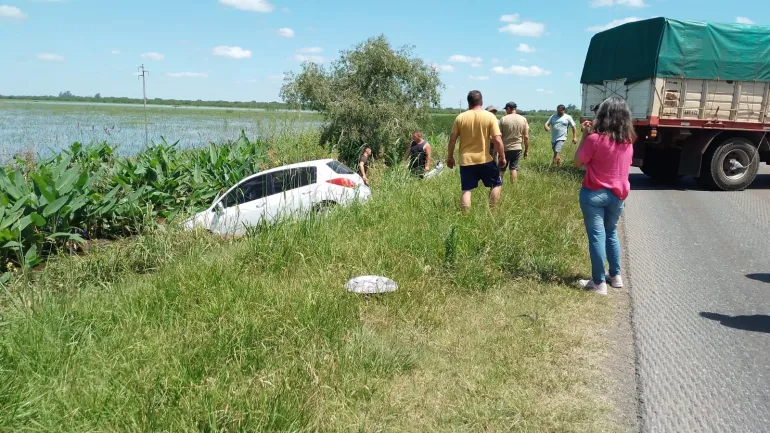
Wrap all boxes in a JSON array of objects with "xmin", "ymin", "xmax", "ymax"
[{"xmin": 447, "ymin": 90, "xmax": 506, "ymax": 210}]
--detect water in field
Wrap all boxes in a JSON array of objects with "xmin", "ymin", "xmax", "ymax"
[{"xmin": 0, "ymin": 100, "xmax": 321, "ymax": 160}]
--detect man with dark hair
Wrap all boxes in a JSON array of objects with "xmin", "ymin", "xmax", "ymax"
[
  {"xmin": 447, "ymin": 90, "xmax": 506, "ymax": 210},
  {"xmin": 359, "ymin": 146, "xmax": 371, "ymax": 186},
  {"xmin": 545, "ymin": 104, "xmax": 577, "ymax": 167},
  {"xmin": 498, "ymin": 101, "xmax": 529, "ymax": 184},
  {"xmin": 403, "ymin": 130, "xmax": 432, "ymax": 176}
]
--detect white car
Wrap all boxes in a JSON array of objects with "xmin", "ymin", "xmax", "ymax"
[{"xmin": 184, "ymin": 159, "xmax": 371, "ymax": 236}]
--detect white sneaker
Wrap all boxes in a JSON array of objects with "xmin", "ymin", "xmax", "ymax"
[
  {"xmin": 609, "ymin": 275, "xmax": 623, "ymax": 289},
  {"xmin": 579, "ymin": 279, "xmax": 608, "ymax": 295}
]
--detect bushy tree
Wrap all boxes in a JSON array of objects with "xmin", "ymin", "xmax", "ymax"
[{"xmin": 280, "ymin": 35, "xmax": 443, "ymax": 163}]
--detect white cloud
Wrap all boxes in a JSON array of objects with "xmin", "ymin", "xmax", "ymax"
[
  {"xmin": 0, "ymin": 5, "xmax": 26, "ymax": 19},
  {"xmin": 500, "ymin": 14, "xmax": 519, "ymax": 23},
  {"xmin": 736, "ymin": 17, "xmax": 755, "ymax": 24},
  {"xmin": 297, "ymin": 47, "xmax": 322, "ymax": 53},
  {"xmin": 586, "ymin": 17, "xmax": 642, "ymax": 32},
  {"xmin": 37, "ymin": 53, "xmax": 63, "ymax": 61},
  {"xmin": 519, "ymin": 58, "xmax": 528, "ymax": 63},
  {"xmin": 213, "ymin": 46, "xmax": 252, "ymax": 59},
  {"xmin": 282, "ymin": 7, "xmax": 290, "ymax": 12},
  {"xmin": 591, "ymin": 0, "xmax": 647, "ymax": 7},
  {"xmin": 449, "ymin": 54, "xmax": 483, "ymax": 64},
  {"xmin": 491, "ymin": 65, "xmax": 551, "ymax": 77},
  {"xmin": 470, "ymin": 63, "xmax": 482, "ymax": 68},
  {"xmin": 469, "ymin": 76, "xmax": 489, "ymax": 81},
  {"xmin": 277, "ymin": 27, "xmax": 295, "ymax": 38},
  {"xmin": 111, "ymin": 49, "xmax": 120, "ymax": 55},
  {"xmin": 219, "ymin": 0, "xmax": 274, "ymax": 13},
  {"xmin": 536, "ymin": 88, "xmax": 554, "ymax": 94},
  {"xmin": 294, "ymin": 54, "xmax": 325, "ymax": 63},
  {"xmin": 517, "ymin": 43, "xmax": 536, "ymax": 53},
  {"xmin": 141, "ymin": 52, "xmax": 165, "ymax": 61},
  {"xmin": 499, "ymin": 21, "xmax": 546, "ymax": 37},
  {"xmin": 167, "ymin": 72, "xmax": 208, "ymax": 78},
  {"xmin": 431, "ymin": 64, "xmax": 455, "ymax": 73},
  {"xmin": 491, "ymin": 58, "xmax": 500, "ymax": 64}
]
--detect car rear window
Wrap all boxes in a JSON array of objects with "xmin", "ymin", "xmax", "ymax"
[{"xmin": 326, "ymin": 160, "xmax": 355, "ymax": 175}]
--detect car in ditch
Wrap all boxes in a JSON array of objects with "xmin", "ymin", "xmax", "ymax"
[{"xmin": 184, "ymin": 159, "xmax": 371, "ymax": 235}]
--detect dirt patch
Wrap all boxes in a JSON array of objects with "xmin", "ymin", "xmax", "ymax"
[{"xmin": 596, "ymin": 221, "xmax": 640, "ymax": 432}]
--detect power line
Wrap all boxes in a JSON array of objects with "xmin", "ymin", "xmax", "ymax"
[{"xmin": 137, "ymin": 64, "xmax": 150, "ymax": 147}]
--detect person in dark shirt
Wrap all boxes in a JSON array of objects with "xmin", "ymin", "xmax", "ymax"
[
  {"xmin": 359, "ymin": 146, "xmax": 372, "ymax": 185},
  {"xmin": 403, "ymin": 130, "xmax": 432, "ymax": 177}
]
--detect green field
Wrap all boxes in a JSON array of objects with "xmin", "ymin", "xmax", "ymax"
[{"xmin": 0, "ymin": 114, "xmax": 620, "ymax": 431}]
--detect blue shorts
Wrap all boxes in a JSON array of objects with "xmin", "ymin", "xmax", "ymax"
[
  {"xmin": 459, "ymin": 161, "xmax": 502, "ymax": 191},
  {"xmin": 552, "ymin": 140, "xmax": 566, "ymax": 153}
]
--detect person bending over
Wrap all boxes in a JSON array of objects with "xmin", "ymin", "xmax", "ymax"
[{"xmin": 359, "ymin": 146, "xmax": 372, "ymax": 185}]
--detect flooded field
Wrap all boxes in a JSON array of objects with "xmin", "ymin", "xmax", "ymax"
[{"xmin": 0, "ymin": 100, "xmax": 322, "ymax": 160}]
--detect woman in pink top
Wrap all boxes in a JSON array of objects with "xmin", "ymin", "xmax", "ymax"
[{"xmin": 574, "ymin": 97, "xmax": 635, "ymax": 295}]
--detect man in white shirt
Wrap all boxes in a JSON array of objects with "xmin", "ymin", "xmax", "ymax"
[{"xmin": 544, "ymin": 104, "xmax": 577, "ymax": 167}]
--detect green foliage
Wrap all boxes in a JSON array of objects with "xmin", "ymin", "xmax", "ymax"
[
  {"xmin": 281, "ymin": 35, "xmax": 443, "ymax": 164},
  {"xmin": 0, "ymin": 130, "xmax": 329, "ymax": 274}
]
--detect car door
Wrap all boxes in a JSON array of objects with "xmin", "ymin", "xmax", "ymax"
[
  {"xmin": 290, "ymin": 167, "xmax": 318, "ymax": 214},
  {"xmin": 209, "ymin": 174, "xmax": 269, "ymax": 235},
  {"xmin": 262, "ymin": 167, "xmax": 318, "ymax": 221}
]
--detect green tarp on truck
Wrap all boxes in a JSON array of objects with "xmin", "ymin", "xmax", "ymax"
[{"xmin": 580, "ymin": 17, "xmax": 770, "ymax": 85}]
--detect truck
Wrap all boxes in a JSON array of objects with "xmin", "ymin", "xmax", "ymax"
[{"xmin": 580, "ymin": 17, "xmax": 770, "ymax": 191}]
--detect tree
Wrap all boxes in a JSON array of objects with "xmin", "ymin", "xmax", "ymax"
[
  {"xmin": 94, "ymin": 93, "xmax": 101, "ymax": 99},
  {"xmin": 58, "ymin": 91, "xmax": 73, "ymax": 98},
  {"xmin": 566, "ymin": 103, "xmax": 577, "ymax": 111},
  {"xmin": 280, "ymin": 35, "xmax": 443, "ymax": 163}
]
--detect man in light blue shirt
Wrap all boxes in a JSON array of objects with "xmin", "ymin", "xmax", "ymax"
[{"xmin": 544, "ymin": 104, "xmax": 577, "ymax": 167}]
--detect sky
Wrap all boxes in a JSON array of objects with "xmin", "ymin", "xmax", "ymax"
[{"xmin": 0, "ymin": 0, "xmax": 765, "ymax": 110}]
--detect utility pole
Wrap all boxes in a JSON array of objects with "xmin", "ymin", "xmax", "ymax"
[{"xmin": 137, "ymin": 64, "xmax": 150, "ymax": 147}]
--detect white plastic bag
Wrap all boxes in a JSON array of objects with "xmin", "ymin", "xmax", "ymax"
[
  {"xmin": 423, "ymin": 160, "xmax": 444, "ymax": 179},
  {"xmin": 344, "ymin": 276, "xmax": 398, "ymax": 294}
]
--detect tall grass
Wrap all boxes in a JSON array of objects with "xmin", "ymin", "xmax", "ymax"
[{"xmin": 0, "ymin": 125, "xmax": 617, "ymax": 431}]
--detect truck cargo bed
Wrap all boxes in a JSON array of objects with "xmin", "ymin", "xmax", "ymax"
[{"xmin": 582, "ymin": 78, "xmax": 770, "ymax": 130}]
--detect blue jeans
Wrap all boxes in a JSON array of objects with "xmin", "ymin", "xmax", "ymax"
[{"xmin": 579, "ymin": 187, "xmax": 625, "ymax": 284}]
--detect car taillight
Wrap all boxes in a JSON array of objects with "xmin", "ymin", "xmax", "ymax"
[{"xmin": 327, "ymin": 177, "xmax": 357, "ymax": 188}]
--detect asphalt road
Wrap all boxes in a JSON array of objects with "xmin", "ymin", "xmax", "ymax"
[{"xmin": 623, "ymin": 166, "xmax": 770, "ymax": 433}]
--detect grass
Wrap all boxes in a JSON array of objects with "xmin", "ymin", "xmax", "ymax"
[{"xmin": 0, "ymin": 125, "xmax": 619, "ymax": 432}]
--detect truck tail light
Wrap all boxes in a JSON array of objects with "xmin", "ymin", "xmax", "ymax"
[
  {"xmin": 650, "ymin": 128, "xmax": 658, "ymax": 138},
  {"xmin": 327, "ymin": 178, "xmax": 357, "ymax": 188}
]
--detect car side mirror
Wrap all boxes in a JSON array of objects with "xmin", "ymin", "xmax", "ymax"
[{"xmin": 215, "ymin": 202, "xmax": 225, "ymax": 214}]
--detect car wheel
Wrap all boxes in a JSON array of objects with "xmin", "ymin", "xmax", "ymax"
[
  {"xmin": 699, "ymin": 137, "xmax": 759, "ymax": 191},
  {"xmin": 312, "ymin": 201, "xmax": 337, "ymax": 215}
]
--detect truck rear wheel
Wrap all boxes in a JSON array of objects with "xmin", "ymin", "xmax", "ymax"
[
  {"xmin": 697, "ymin": 138, "xmax": 759, "ymax": 191},
  {"xmin": 640, "ymin": 149, "xmax": 682, "ymax": 183}
]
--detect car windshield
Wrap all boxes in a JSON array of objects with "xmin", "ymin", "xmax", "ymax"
[{"xmin": 326, "ymin": 161, "xmax": 355, "ymax": 175}]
